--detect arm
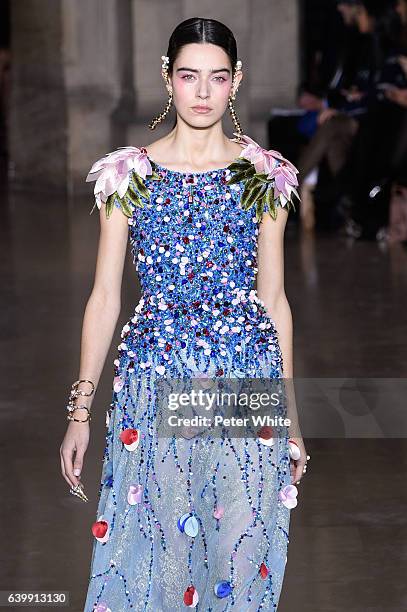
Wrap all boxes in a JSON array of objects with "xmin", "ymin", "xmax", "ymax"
[
  {"xmin": 256, "ymin": 207, "xmax": 307, "ymax": 484},
  {"xmin": 257, "ymin": 207, "xmax": 292, "ymax": 376},
  {"xmin": 78, "ymin": 203, "xmax": 129, "ymax": 391},
  {"xmin": 60, "ymin": 202, "xmax": 129, "ymax": 490}
]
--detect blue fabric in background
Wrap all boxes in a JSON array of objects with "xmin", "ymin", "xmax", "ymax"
[{"xmin": 297, "ymin": 110, "xmax": 319, "ymax": 138}]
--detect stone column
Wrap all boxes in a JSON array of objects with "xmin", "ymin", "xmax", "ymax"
[
  {"xmin": 248, "ymin": 0, "xmax": 300, "ymax": 146},
  {"xmin": 8, "ymin": 0, "xmax": 122, "ymax": 193},
  {"xmin": 127, "ymin": 0, "xmax": 182, "ymax": 146},
  {"xmin": 109, "ymin": 0, "xmax": 137, "ymax": 149},
  {"xmin": 8, "ymin": 0, "xmax": 67, "ymax": 191},
  {"xmin": 61, "ymin": 0, "xmax": 121, "ymax": 193}
]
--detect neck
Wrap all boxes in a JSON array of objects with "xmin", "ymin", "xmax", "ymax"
[{"xmin": 162, "ymin": 121, "xmax": 237, "ymax": 166}]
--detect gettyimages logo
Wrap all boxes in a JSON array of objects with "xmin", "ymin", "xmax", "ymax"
[
  {"xmin": 156, "ymin": 377, "xmax": 292, "ymax": 439},
  {"xmin": 155, "ymin": 377, "xmax": 407, "ymax": 439}
]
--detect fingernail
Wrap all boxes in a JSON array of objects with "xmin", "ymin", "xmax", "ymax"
[{"xmin": 73, "ymin": 468, "xmax": 81, "ymax": 476}]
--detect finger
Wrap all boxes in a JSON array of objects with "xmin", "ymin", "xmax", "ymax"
[
  {"xmin": 300, "ymin": 457, "xmax": 309, "ymax": 478},
  {"xmin": 60, "ymin": 450, "xmax": 73, "ymax": 488},
  {"xmin": 290, "ymin": 459, "xmax": 300, "ymax": 484},
  {"xmin": 62, "ymin": 447, "xmax": 80, "ymax": 488},
  {"xmin": 73, "ymin": 448, "xmax": 85, "ymax": 479},
  {"xmin": 295, "ymin": 460, "xmax": 306, "ymax": 483},
  {"xmin": 61, "ymin": 450, "xmax": 76, "ymax": 488}
]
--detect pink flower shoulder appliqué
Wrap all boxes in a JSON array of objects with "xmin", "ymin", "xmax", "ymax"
[
  {"xmin": 226, "ymin": 132, "xmax": 301, "ymax": 221},
  {"xmin": 85, "ymin": 146, "xmax": 159, "ymax": 218}
]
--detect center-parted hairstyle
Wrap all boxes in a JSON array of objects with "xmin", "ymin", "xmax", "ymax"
[
  {"xmin": 167, "ymin": 17, "xmax": 238, "ymax": 76},
  {"xmin": 148, "ymin": 17, "xmax": 243, "ymax": 135}
]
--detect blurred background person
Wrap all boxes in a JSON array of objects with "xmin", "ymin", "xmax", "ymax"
[
  {"xmin": 344, "ymin": 0, "xmax": 407, "ymax": 239},
  {"xmin": 296, "ymin": 0, "xmax": 401, "ymax": 233},
  {"xmin": 268, "ymin": 0, "xmax": 348, "ymax": 229}
]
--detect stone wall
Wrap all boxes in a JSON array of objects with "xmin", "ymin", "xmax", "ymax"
[
  {"xmin": 8, "ymin": 0, "xmax": 67, "ymax": 191},
  {"xmin": 8, "ymin": 0, "xmax": 299, "ymax": 192}
]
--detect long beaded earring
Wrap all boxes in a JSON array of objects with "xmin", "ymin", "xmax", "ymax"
[
  {"xmin": 228, "ymin": 59, "xmax": 243, "ymax": 139},
  {"xmin": 148, "ymin": 55, "xmax": 173, "ymax": 130}
]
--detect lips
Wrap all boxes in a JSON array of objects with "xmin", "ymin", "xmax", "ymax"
[{"xmin": 192, "ymin": 106, "xmax": 211, "ymax": 111}]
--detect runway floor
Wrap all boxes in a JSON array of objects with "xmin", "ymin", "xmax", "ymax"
[{"xmin": 1, "ymin": 186, "xmax": 407, "ymax": 611}]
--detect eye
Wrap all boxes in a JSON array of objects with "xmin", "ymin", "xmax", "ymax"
[{"xmin": 181, "ymin": 74, "xmax": 227, "ymax": 82}]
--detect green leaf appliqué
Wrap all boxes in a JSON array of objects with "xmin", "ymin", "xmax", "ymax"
[
  {"xmin": 99, "ymin": 167, "xmax": 162, "ymax": 219},
  {"xmin": 225, "ymin": 157, "xmax": 298, "ymax": 222}
]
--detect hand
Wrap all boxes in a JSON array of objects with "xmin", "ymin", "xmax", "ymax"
[
  {"xmin": 298, "ymin": 91, "xmax": 324, "ymax": 111},
  {"xmin": 288, "ymin": 437, "xmax": 309, "ymax": 484},
  {"xmin": 60, "ymin": 417, "xmax": 90, "ymax": 489},
  {"xmin": 385, "ymin": 86, "xmax": 407, "ymax": 108},
  {"xmin": 317, "ymin": 107, "xmax": 339, "ymax": 125},
  {"xmin": 397, "ymin": 55, "xmax": 407, "ymax": 78},
  {"xmin": 340, "ymin": 86, "xmax": 364, "ymax": 102}
]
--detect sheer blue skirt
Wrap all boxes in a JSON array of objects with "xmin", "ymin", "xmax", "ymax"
[{"xmin": 84, "ymin": 344, "xmax": 292, "ymax": 612}]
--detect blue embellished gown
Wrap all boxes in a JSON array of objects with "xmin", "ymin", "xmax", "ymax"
[{"xmin": 83, "ymin": 153, "xmax": 294, "ymax": 612}]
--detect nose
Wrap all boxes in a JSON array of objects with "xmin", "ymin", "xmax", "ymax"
[{"xmin": 196, "ymin": 77, "xmax": 210, "ymax": 99}]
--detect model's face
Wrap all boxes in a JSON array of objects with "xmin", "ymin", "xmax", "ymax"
[
  {"xmin": 337, "ymin": 4, "xmax": 359, "ymax": 26},
  {"xmin": 166, "ymin": 43, "xmax": 242, "ymax": 126}
]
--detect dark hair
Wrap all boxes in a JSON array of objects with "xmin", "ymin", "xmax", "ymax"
[
  {"xmin": 165, "ymin": 17, "xmax": 238, "ymax": 128},
  {"xmin": 166, "ymin": 17, "xmax": 238, "ymax": 76},
  {"xmin": 365, "ymin": 0, "xmax": 407, "ymax": 55}
]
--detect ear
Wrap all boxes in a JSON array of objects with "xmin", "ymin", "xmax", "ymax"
[{"xmin": 231, "ymin": 69, "xmax": 243, "ymax": 98}]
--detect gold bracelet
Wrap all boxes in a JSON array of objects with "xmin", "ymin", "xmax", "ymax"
[
  {"xmin": 71, "ymin": 379, "xmax": 95, "ymax": 396},
  {"xmin": 66, "ymin": 402, "xmax": 90, "ymax": 413},
  {"xmin": 67, "ymin": 406, "xmax": 92, "ymax": 423},
  {"xmin": 66, "ymin": 379, "xmax": 95, "ymax": 423}
]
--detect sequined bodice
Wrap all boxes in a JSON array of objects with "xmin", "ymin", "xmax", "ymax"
[
  {"xmin": 130, "ymin": 165, "xmax": 257, "ymax": 303},
  {"xmin": 116, "ymin": 163, "xmax": 281, "ymax": 373}
]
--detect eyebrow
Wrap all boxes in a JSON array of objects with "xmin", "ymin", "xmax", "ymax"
[{"xmin": 176, "ymin": 67, "xmax": 231, "ymax": 75}]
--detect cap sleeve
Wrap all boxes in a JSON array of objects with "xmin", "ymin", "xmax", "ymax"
[
  {"xmin": 226, "ymin": 134, "xmax": 301, "ymax": 223},
  {"xmin": 85, "ymin": 146, "xmax": 159, "ymax": 219}
]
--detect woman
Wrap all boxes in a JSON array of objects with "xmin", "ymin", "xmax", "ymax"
[{"xmin": 60, "ymin": 17, "xmax": 309, "ymax": 611}]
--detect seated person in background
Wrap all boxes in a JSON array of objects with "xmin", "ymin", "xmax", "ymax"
[
  {"xmin": 346, "ymin": 0, "xmax": 407, "ymax": 240},
  {"xmin": 267, "ymin": 0, "xmax": 347, "ymax": 190},
  {"xmin": 297, "ymin": 0, "xmax": 389, "ymax": 230},
  {"xmin": 267, "ymin": 80, "xmax": 326, "ymax": 179},
  {"xmin": 383, "ymin": 0, "xmax": 407, "ymax": 243}
]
